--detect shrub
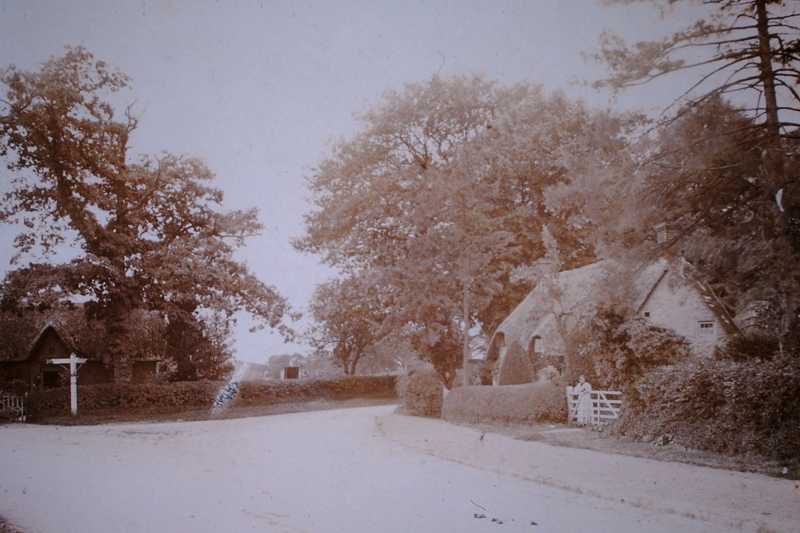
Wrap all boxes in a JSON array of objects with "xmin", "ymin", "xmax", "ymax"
[
  {"xmin": 715, "ymin": 332, "xmax": 780, "ymax": 362},
  {"xmin": 442, "ymin": 382, "xmax": 567, "ymax": 425},
  {"xmin": 496, "ymin": 340, "xmax": 534, "ymax": 385},
  {"xmin": 396, "ymin": 368, "xmax": 443, "ymax": 417},
  {"xmin": 410, "ymin": 326, "xmax": 462, "ymax": 389},
  {"xmin": 615, "ymin": 352, "xmax": 800, "ymax": 460},
  {"xmin": 28, "ymin": 375, "xmax": 397, "ymax": 418},
  {"xmin": 573, "ymin": 307, "xmax": 690, "ymax": 389}
]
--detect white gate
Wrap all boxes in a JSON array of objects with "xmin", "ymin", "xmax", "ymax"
[
  {"xmin": 565, "ymin": 386, "xmax": 622, "ymax": 426},
  {"xmin": 0, "ymin": 393, "xmax": 26, "ymax": 422}
]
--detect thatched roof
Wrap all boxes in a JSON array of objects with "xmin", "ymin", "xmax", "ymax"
[
  {"xmin": 0, "ymin": 308, "xmax": 86, "ymax": 362},
  {"xmin": 27, "ymin": 322, "xmax": 77, "ymax": 360},
  {"xmin": 487, "ymin": 257, "xmax": 737, "ymax": 362},
  {"xmin": 0, "ymin": 306, "xmax": 170, "ymax": 363},
  {"xmin": 487, "ymin": 261, "xmax": 617, "ymax": 361}
]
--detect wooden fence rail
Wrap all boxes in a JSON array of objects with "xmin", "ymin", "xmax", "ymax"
[
  {"xmin": 565, "ymin": 386, "xmax": 622, "ymax": 426},
  {"xmin": 0, "ymin": 393, "xmax": 26, "ymax": 422}
]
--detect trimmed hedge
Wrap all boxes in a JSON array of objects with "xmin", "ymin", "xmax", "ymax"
[
  {"xmin": 442, "ymin": 382, "xmax": 567, "ymax": 425},
  {"xmin": 496, "ymin": 340, "xmax": 535, "ymax": 385},
  {"xmin": 616, "ymin": 354, "xmax": 800, "ymax": 460},
  {"xmin": 28, "ymin": 375, "xmax": 397, "ymax": 418},
  {"xmin": 396, "ymin": 368, "xmax": 443, "ymax": 417}
]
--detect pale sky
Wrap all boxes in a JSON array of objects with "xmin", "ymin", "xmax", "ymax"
[{"xmin": 0, "ymin": 0, "xmax": 704, "ymax": 362}]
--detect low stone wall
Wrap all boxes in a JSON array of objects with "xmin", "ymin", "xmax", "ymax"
[
  {"xmin": 28, "ymin": 375, "xmax": 397, "ymax": 418},
  {"xmin": 442, "ymin": 382, "xmax": 567, "ymax": 425}
]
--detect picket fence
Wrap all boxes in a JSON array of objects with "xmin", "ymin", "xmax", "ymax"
[
  {"xmin": 565, "ymin": 386, "xmax": 622, "ymax": 426},
  {"xmin": 0, "ymin": 392, "xmax": 26, "ymax": 422}
]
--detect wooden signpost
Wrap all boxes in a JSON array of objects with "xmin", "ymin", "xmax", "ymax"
[{"xmin": 47, "ymin": 353, "xmax": 87, "ymax": 416}]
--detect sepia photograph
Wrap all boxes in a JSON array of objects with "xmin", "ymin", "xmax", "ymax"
[{"xmin": 1, "ymin": 1, "xmax": 799, "ymax": 531}]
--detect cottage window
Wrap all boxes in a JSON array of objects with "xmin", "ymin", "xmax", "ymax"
[
  {"xmin": 644, "ymin": 311, "xmax": 651, "ymax": 318},
  {"xmin": 528, "ymin": 335, "xmax": 543, "ymax": 358},
  {"xmin": 654, "ymin": 223, "xmax": 668, "ymax": 244},
  {"xmin": 698, "ymin": 320, "xmax": 714, "ymax": 333}
]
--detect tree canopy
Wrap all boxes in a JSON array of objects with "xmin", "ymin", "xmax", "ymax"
[
  {"xmin": 0, "ymin": 47, "xmax": 291, "ymax": 380},
  {"xmin": 593, "ymin": 1, "xmax": 800, "ymax": 340},
  {"xmin": 297, "ymin": 75, "xmax": 637, "ymax": 386},
  {"xmin": 594, "ymin": 0, "xmax": 800, "ymax": 245},
  {"xmin": 306, "ymin": 274, "xmax": 385, "ymax": 375}
]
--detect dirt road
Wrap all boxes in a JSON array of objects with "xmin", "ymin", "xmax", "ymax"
[{"xmin": 1, "ymin": 406, "xmax": 795, "ymax": 532}]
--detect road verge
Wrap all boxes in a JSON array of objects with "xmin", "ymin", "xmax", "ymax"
[{"xmin": 376, "ymin": 412, "xmax": 799, "ymax": 533}]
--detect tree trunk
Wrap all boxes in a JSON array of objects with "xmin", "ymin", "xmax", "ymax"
[
  {"xmin": 167, "ymin": 317, "xmax": 199, "ymax": 382},
  {"xmin": 439, "ymin": 368, "xmax": 456, "ymax": 390},
  {"xmin": 107, "ymin": 296, "xmax": 134, "ymax": 383},
  {"xmin": 166, "ymin": 301, "xmax": 201, "ymax": 382},
  {"xmin": 347, "ymin": 353, "xmax": 360, "ymax": 376},
  {"xmin": 462, "ymin": 282, "xmax": 471, "ymax": 387},
  {"xmin": 755, "ymin": 0, "xmax": 787, "ymax": 197}
]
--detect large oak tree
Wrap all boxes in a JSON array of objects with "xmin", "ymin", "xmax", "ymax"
[{"xmin": 0, "ymin": 47, "xmax": 291, "ymax": 381}]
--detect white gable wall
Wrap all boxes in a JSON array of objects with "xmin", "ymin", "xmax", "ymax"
[
  {"xmin": 639, "ymin": 271, "xmax": 722, "ymax": 357},
  {"xmin": 529, "ymin": 314, "xmax": 567, "ymax": 357}
]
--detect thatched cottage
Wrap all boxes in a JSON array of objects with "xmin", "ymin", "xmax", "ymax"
[
  {"xmin": 486, "ymin": 258, "xmax": 738, "ymax": 385},
  {"xmin": 0, "ymin": 316, "xmax": 163, "ymax": 391}
]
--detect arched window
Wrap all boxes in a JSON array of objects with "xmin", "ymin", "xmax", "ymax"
[{"xmin": 527, "ymin": 335, "xmax": 542, "ymax": 361}]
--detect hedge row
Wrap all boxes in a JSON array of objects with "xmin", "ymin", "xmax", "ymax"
[
  {"xmin": 442, "ymin": 382, "xmax": 567, "ymax": 425},
  {"xmin": 615, "ymin": 354, "xmax": 800, "ymax": 460},
  {"xmin": 28, "ymin": 375, "xmax": 397, "ymax": 418}
]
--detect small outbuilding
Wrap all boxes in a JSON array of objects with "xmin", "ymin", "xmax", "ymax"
[
  {"xmin": 0, "ymin": 322, "xmax": 112, "ymax": 390},
  {"xmin": 0, "ymin": 316, "xmax": 166, "ymax": 391}
]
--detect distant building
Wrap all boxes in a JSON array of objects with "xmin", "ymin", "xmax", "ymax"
[
  {"xmin": 486, "ymin": 258, "xmax": 738, "ymax": 385},
  {"xmin": 281, "ymin": 366, "xmax": 301, "ymax": 380},
  {"xmin": 266, "ymin": 353, "xmax": 311, "ymax": 380}
]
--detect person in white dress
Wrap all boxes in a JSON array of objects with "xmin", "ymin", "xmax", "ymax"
[{"xmin": 575, "ymin": 375, "xmax": 593, "ymax": 426}]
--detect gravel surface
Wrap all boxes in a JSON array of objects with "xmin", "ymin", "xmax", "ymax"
[
  {"xmin": 452, "ymin": 419, "xmax": 797, "ymax": 479},
  {"xmin": 1, "ymin": 405, "xmax": 771, "ymax": 533}
]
